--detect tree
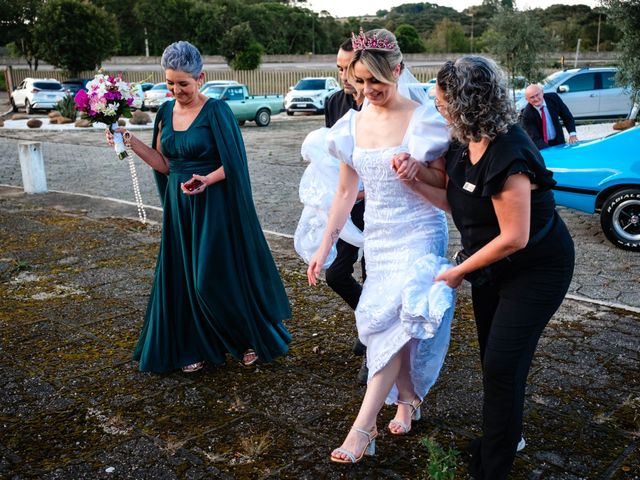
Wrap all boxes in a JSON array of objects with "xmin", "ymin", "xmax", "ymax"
[
  {"xmin": 133, "ymin": 0, "xmax": 196, "ymax": 56},
  {"xmin": 395, "ymin": 24, "xmax": 425, "ymax": 53},
  {"xmin": 1, "ymin": 0, "xmax": 44, "ymax": 70},
  {"xmin": 35, "ymin": 0, "xmax": 119, "ymax": 75},
  {"xmin": 483, "ymin": 9, "xmax": 554, "ymax": 96},
  {"xmin": 602, "ymin": 0, "xmax": 640, "ymax": 117},
  {"xmin": 425, "ymin": 18, "xmax": 468, "ymax": 53},
  {"xmin": 221, "ymin": 22, "xmax": 264, "ymax": 70},
  {"xmin": 91, "ymin": 0, "xmax": 146, "ymax": 56}
]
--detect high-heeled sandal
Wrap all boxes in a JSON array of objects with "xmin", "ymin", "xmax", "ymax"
[
  {"xmin": 330, "ymin": 426, "xmax": 378, "ymax": 464},
  {"xmin": 388, "ymin": 397, "xmax": 422, "ymax": 435},
  {"xmin": 182, "ymin": 361, "xmax": 204, "ymax": 373},
  {"xmin": 242, "ymin": 349, "xmax": 258, "ymax": 366}
]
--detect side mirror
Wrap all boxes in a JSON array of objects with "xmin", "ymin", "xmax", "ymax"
[
  {"xmin": 221, "ymin": 95, "xmax": 229, "ymax": 101},
  {"xmin": 557, "ymin": 85, "xmax": 570, "ymax": 93}
]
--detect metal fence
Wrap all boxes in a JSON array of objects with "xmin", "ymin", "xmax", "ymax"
[{"xmin": 4, "ymin": 67, "xmax": 441, "ymax": 96}]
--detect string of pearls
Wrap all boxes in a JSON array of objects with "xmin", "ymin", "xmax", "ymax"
[
  {"xmin": 122, "ymin": 130, "xmax": 147, "ymax": 224},
  {"xmin": 126, "ymin": 153, "xmax": 147, "ymax": 224}
]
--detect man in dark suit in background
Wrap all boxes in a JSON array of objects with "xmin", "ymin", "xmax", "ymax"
[
  {"xmin": 521, "ymin": 84, "xmax": 578, "ymax": 150},
  {"xmin": 324, "ymin": 38, "xmax": 368, "ymax": 385}
]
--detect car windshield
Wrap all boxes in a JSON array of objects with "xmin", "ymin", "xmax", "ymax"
[
  {"xmin": 295, "ymin": 79, "xmax": 326, "ymax": 90},
  {"xmin": 151, "ymin": 83, "xmax": 167, "ymax": 90},
  {"xmin": 541, "ymin": 71, "xmax": 569, "ymax": 89},
  {"xmin": 34, "ymin": 82, "xmax": 62, "ymax": 90},
  {"xmin": 202, "ymin": 86, "xmax": 225, "ymax": 99}
]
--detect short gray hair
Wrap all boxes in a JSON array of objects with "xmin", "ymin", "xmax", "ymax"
[
  {"xmin": 160, "ymin": 41, "xmax": 203, "ymax": 78},
  {"xmin": 436, "ymin": 55, "xmax": 517, "ymax": 144}
]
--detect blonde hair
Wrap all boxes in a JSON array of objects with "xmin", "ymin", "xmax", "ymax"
[{"xmin": 347, "ymin": 29, "xmax": 404, "ymax": 85}]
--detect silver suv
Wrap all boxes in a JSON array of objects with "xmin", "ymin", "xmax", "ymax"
[
  {"xmin": 516, "ymin": 67, "xmax": 635, "ymax": 120},
  {"xmin": 10, "ymin": 78, "xmax": 68, "ymax": 114}
]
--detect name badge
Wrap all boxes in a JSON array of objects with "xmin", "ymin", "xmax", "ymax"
[{"xmin": 463, "ymin": 181, "xmax": 476, "ymax": 193}]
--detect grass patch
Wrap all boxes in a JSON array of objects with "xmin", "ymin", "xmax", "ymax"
[
  {"xmin": 0, "ymin": 70, "xmax": 6, "ymax": 92},
  {"xmin": 422, "ymin": 436, "xmax": 459, "ymax": 480}
]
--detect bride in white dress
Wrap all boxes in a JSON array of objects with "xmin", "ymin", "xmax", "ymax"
[{"xmin": 307, "ymin": 28, "xmax": 455, "ymax": 464}]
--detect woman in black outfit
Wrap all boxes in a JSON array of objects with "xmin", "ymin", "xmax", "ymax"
[{"xmin": 394, "ymin": 55, "xmax": 575, "ymax": 479}]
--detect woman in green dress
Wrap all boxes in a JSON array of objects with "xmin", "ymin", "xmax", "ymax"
[{"xmin": 108, "ymin": 41, "xmax": 291, "ymax": 373}]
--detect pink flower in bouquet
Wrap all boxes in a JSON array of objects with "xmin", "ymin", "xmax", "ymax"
[
  {"xmin": 75, "ymin": 73, "xmax": 138, "ymax": 160},
  {"xmin": 74, "ymin": 89, "xmax": 89, "ymax": 111}
]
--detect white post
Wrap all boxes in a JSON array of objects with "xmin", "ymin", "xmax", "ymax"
[
  {"xmin": 574, "ymin": 38, "xmax": 581, "ymax": 68},
  {"xmin": 18, "ymin": 141, "xmax": 47, "ymax": 194}
]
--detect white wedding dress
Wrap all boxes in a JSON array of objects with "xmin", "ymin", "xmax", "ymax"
[{"xmin": 327, "ymin": 103, "xmax": 455, "ymax": 404}]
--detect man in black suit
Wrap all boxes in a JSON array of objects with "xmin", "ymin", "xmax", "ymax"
[
  {"xmin": 324, "ymin": 38, "xmax": 368, "ymax": 385},
  {"xmin": 521, "ymin": 84, "xmax": 578, "ymax": 150}
]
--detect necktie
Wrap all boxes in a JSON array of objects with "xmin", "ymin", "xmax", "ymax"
[{"xmin": 540, "ymin": 106, "xmax": 548, "ymax": 144}]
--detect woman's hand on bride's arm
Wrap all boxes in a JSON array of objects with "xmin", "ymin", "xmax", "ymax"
[
  {"xmin": 391, "ymin": 152, "xmax": 420, "ymax": 181},
  {"xmin": 435, "ymin": 265, "xmax": 465, "ymax": 289}
]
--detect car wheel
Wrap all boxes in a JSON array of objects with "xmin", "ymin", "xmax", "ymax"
[
  {"xmin": 10, "ymin": 97, "xmax": 18, "ymax": 112},
  {"xmin": 286, "ymin": 111, "xmax": 294, "ymax": 116},
  {"xmin": 255, "ymin": 108, "xmax": 271, "ymax": 127},
  {"xmin": 25, "ymin": 100, "xmax": 33, "ymax": 115},
  {"xmin": 600, "ymin": 188, "xmax": 640, "ymax": 250}
]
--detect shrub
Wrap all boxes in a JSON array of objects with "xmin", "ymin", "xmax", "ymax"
[
  {"xmin": 56, "ymin": 94, "xmax": 77, "ymax": 120},
  {"xmin": 421, "ymin": 437, "xmax": 459, "ymax": 480},
  {"xmin": 222, "ymin": 22, "xmax": 263, "ymax": 71}
]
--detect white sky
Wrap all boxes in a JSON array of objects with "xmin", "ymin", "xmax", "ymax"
[{"xmin": 308, "ymin": 0, "xmax": 600, "ymax": 18}]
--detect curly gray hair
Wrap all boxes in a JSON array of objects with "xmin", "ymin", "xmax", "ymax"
[
  {"xmin": 160, "ymin": 41, "xmax": 203, "ymax": 78},
  {"xmin": 436, "ymin": 55, "xmax": 517, "ymax": 144}
]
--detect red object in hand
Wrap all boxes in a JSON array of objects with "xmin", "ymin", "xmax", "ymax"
[{"xmin": 184, "ymin": 178, "xmax": 204, "ymax": 191}]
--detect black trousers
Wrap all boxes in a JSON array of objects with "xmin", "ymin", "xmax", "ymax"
[
  {"xmin": 325, "ymin": 200, "xmax": 365, "ymax": 311},
  {"xmin": 469, "ymin": 215, "xmax": 575, "ymax": 480}
]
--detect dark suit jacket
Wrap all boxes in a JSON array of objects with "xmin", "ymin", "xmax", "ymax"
[{"xmin": 521, "ymin": 92, "xmax": 577, "ymax": 150}]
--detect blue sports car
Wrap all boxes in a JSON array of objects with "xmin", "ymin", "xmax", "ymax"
[{"xmin": 541, "ymin": 126, "xmax": 640, "ymax": 250}]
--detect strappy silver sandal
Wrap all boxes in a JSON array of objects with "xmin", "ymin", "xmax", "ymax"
[
  {"xmin": 388, "ymin": 397, "xmax": 422, "ymax": 435},
  {"xmin": 330, "ymin": 426, "xmax": 378, "ymax": 464},
  {"xmin": 181, "ymin": 361, "xmax": 204, "ymax": 373}
]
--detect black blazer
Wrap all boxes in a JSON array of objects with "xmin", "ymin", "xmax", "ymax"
[{"xmin": 520, "ymin": 93, "xmax": 577, "ymax": 150}]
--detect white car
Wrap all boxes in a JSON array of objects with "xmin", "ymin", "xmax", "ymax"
[
  {"xmin": 144, "ymin": 82, "xmax": 174, "ymax": 111},
  {"xmin": 284, "ymin": 77, "xmax": 340, "ymax": 115},
  {"xmin": 10, "ymin": 78, "xmax": 68, "ymax": 114},
  {"xmin": 515, "ymin": 67, "xmax": 635, "ymax": 120}
]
